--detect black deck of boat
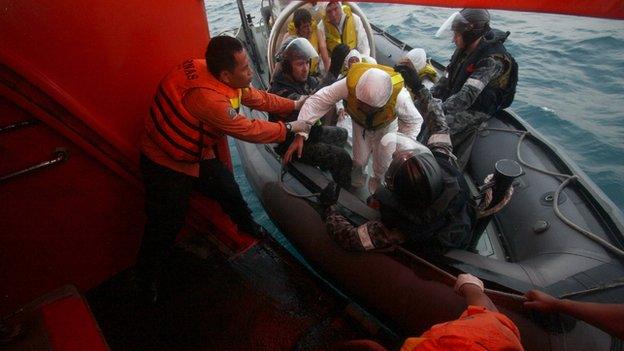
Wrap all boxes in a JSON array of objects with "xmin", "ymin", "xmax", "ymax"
[{"xmin": 87, "ymin": 230, "xmax": 395, "ymax": 350}]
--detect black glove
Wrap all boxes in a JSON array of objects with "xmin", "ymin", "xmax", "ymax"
[
  {"xmin": 319, "ymin": 181, "xmax": 341, "ymax": 207},
  {"xmin": 394, "ymin": 64, "xmax": 423, "ymax": 93}
]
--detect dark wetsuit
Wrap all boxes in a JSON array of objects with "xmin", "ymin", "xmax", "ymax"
[{"xmin": 268, "ymin": 69, "xmax": 352, "ymax": 188}]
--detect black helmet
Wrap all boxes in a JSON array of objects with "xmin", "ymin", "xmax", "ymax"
[
  {"xmin": 385, "ymin": 149, "xmax": 444, "ymax": 208},
  {"xmin": 452, "ymin": 9, "xmax": 490, "ymax": 45}
]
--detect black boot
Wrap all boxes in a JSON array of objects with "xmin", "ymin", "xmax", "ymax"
[{"xmin": 319, "ymin": 181, "xmax": 341, "ymax": 207}]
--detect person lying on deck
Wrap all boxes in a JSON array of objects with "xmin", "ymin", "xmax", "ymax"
[{"xmin": 320, "ymin": 64, "xmax": 476, "ymax": 253}]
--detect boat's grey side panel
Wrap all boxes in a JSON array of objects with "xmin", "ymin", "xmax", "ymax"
[{"xmin": 469, "ymin": 116, "xmax": 624, "ymax": 292}]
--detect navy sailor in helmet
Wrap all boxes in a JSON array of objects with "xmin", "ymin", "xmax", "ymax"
[
  {"xmin": 322, "ymin": 64, "xmax": 476, "ymax": 253},
  {"xmin": 432, "ymin": 9, "xmax": 518, "ymax": 170}
]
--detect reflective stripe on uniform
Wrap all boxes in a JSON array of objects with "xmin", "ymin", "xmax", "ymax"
[
  {"xmin": 465, "ymin": 77, "xmax": 485, "ymax": 92},
  {"xmin": 357, "ymin": 224, "xmax": 375, "ymax": 250},
  {"xmin": 428, "ymin": 133, "xmax": 451, "ymax": 145}
]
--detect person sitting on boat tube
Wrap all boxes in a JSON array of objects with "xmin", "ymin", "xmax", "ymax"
[
  {"xmin": 318, "ymin": 1, "xmax": 370, "ymax": 57},
  {"xmin": 337, "ymin": 274, "xmax": 524, "ymax": 351},
  {"xmin": 283, "ymin": 8, "xmax": 330, "ymax": 76},
  {"xmin": 433, "ymin": 8, "xmax": 518, "ymax": 170},
  {"xmin": 269, "ymin": 38, "xmax": 353, "ymax": 188},
  {"xmin": 283, "ymin": 62, "xmax": 423, "ymax": 194},
  {"xmin": 137, "ymin": 36, "xmax": 311, "ymax": 302},
  {"xmin": 320, "ymin": 63, "xmax": 476, "ymax": 253}
]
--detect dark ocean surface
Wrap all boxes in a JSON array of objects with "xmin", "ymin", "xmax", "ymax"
[{"xmin": 204, "ymin": 1, "xmax": 624, "ymax": 236}]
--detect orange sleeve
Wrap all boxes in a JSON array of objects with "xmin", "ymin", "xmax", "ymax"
[
  {"xmin": 184, "ymin": 88, "xmax": 287, "ymax": 143},
  {"xmin": 241, "ymin": 86, "xmax": 296, "ymax": 115},
  {"xmin": 413, "ymin": 306, "xmax": 524, "ymax": 351}
]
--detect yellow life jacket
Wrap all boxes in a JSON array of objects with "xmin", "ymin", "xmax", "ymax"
[
  {"xmin": 419, "ymin": 62, "xmax": 438, "ymax": 82},
  {"xmin": 287, "ymin": 20, "xmax": 320, "ymax": 74},
  {"xmin": 345, "ymin": 62, "xmax": 404, "ymax": 130},
  {"xmin": 323, "ymin": 5, "xmax": 357, "ymax": 54}
]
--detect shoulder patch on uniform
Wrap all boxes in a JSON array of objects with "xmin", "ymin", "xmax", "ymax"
[{"xmin": 227, "ymin": 107, "xmax": 238, "ymax": 119}]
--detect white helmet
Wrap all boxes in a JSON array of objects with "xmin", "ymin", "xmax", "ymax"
[{"xmin": 355, "ymin": 68, "xmax": 392, "ymax": 107}]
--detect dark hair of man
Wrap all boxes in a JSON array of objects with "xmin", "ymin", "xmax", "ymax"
[
  {"xmin": 327, "ymin": 1, "xmax": 341, "ymax": 9},
  {"xmin": 328, "ymin": 43, "xmax": 350, "ymax": 77},
  {"xmin": 293, "ymin": 8, "xmax": 312, "ymax": 29},
  {"xmin": 205, "ymin": 36, "xmax": 244, "ymax": 77}
]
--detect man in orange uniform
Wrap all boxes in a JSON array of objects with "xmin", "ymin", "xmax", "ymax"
[
  {"xmin": 336, "ymin": 274, "xmax": 524, "ymax": 351},
  {"xmin": 137, "ymin": 36, "xmax": 310, "ymax": 302}
]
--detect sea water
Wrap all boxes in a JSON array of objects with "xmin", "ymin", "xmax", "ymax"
[{"xmin": 205, "ymin": 2, "xmax": 624, "ymax": 237}]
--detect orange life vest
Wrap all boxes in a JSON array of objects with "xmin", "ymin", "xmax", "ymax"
[{"xmin": 144, "ymin": 59, "xmax": 241, "ymax": 162}]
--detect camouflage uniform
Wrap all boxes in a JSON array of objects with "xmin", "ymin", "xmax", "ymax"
[
  {"xmin": 432, "ymin": 29, "xmax": 517, "ymax": 169},
  {"xmin": 325, "ymin": 87, "xmax": 461, "ymax": 251},
  {"xmin": 269, "ymin": 70, "xmax": 352, "ymax": 187}
]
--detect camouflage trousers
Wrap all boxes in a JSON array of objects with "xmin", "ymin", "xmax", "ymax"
[
  {"xmin": 447, "ymin": 110, "xmax": 490, "ymax": 171},
  {"xmin": 278, "ymin": 125, "xmax": 353, "ymax": 188},
  {"xmin": 323, "ymin": 206, "xmax": 406, "ymax": 252}
]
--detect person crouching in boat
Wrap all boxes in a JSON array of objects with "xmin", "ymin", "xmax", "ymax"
[
  {"xmin": 336, "ymin": 274, "xmax": 524, "ymax": 351},
  {"xmin": 137, "ymin": 36, "xmax": 311, "ymax": 302},
  {"xmin": 284, "ymin": 8, "xmax": 330, "ymax": 76},
  {"xmin": 321, "ymin": 63, "xmax": 476, "ymax": 253},
  {"xmin": 283, "ymin": 62, "xmax": 423, "ymax": 194},
  {"xmin": 269, "ymin": 38, "xmax": 353, "ymax": 188},
  {"xmin": 433, "ymin": 9, "xmax": 518, "ymax": 170}
]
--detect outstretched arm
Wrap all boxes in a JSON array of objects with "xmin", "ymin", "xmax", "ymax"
[
  {"xmin": 413, "ymin": 86, "xmax": 454, "ymax": 157},
  {"xmin": 296, "ymin": 78, "xmax": 348, "ymax": 139},
  {"xmin": 455, "ymin": 274, "xmax": 498, "ymax": 312},
  {"xmin": 524, "ymin": 290, "xmax": 624, "ymax": 339},
  {"xmin": 394, "ymin": 63, "xmax": 454, "ymax": 157}
]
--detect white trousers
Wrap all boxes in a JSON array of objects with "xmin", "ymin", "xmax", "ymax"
[{"xmin": 351, "ymin": 119, "xmax": 398, "ymax": 193}]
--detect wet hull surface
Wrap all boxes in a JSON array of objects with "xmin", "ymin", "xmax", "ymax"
[{"xmin": 86, "ymin": 231, "xmax": 392, "ymax": 350}]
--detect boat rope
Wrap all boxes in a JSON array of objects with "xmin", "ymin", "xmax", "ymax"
[
  {"xmin": 558, "ymin": 278, "xmax": 624, "ymax": 299},
  {"xmin": 481, "ymin": 127, "xmax": 624, "ymax": 258},
  {"xmin": 394, "ymin": 246, "xmax": 527, "ymax": 302},
  {"xmin": 476, "ymin": 173, "xmax": 515, "ymax": 218},
  {"xmin": 553, "ymin": 176, "xmax": 624, "ymax": 257}
]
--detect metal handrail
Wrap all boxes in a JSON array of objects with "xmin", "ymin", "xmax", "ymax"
[
  {"xmin": 0, "ymin": 148, "xmax": 69, "ymax": 183},
  {"xmin": 0, "ymin": 119, "xmax": 40, "ymax": 134}
]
